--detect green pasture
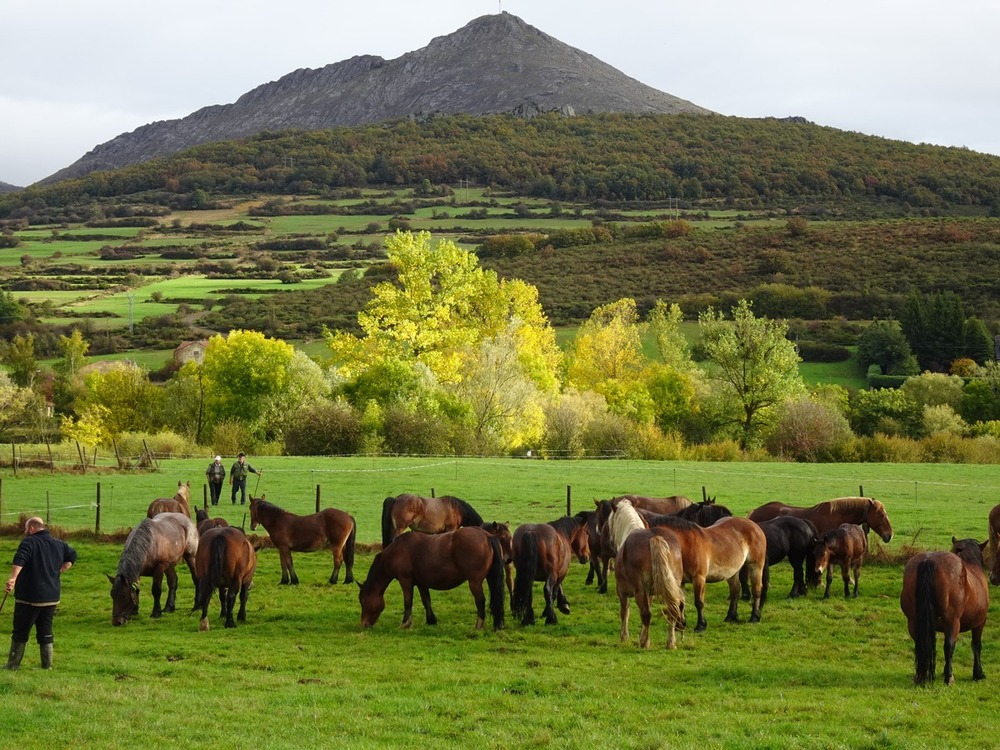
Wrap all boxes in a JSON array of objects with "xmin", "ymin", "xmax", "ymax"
[{"xmin": 2, "ymin": 458, "xmax": 1000, "ymax": 748}]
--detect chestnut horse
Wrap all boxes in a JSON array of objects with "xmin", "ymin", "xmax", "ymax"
[
  {"xmin": 147, "ymin": 481, "xmax": 192, "ymax": 519},
  {"xmin": 749, "ymin": 497, "xmax": 893, "ymax": 543},
  {"xmin": 809, "ymin": 523, "xmax": 868, "ymax": 598},
  {"xmin": 901, "ymin": 537, "xmax": 989, "ymax": 685},
  {"xmin": 640, "ymin": 511, "xmax": 767, "ymax": 631},
  {"xmin": 107, "ymin": 512, "xmax": 198, "ymax": 625},
  {"xmin": 249, "ymin": 495, "xmax": 356, "ymax": 585},
  {"xmin": 511, "ymin": 515, "xmax": 590, "ymax": 626},
  {"xmin": 358, "ymin": 527, "xmax": 505, "ymax": 631},
  {"xmin": 612, "ymin": 494, "xmax": 693, "ymax": 515},
  {"xmin": 381, "ymin": 493, "xmax": 484, "ymax": 547},
  {"xmin": 193, "ymin": 526, "xmax": 257, "ymax": 631}
]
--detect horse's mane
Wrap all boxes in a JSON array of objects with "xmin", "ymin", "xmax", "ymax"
[
  {"xmin": 824, "ymin": 497, "xmax": 877, "ymax": 513},
  {"xmin": 609, "ymin": 500, "xmax": 645, "ymax": 548},
  {"xmin": 646, "ymin": 513, "xmax": 700, "ymax": 532},
  {"xmin": 678, "ymin": 502, "xmax": 732, "ymax": 525},
  {"xmin": 446, "ymin": 496, "xmax": 484, "ymax": 526},
  {"xmin": 952, "ymin": 538, "xmax": 985, "ymax": 567},
  {"xmin": 118, "ymin": 519, "xmax": 154, "ymax": 582},
  {"xmin": 254, "ymin": 498, "xmax": 284, "ymax": 514},
  {"xmin": 548, "ymin": 515, "xmax": 583, "ymax": 539}
]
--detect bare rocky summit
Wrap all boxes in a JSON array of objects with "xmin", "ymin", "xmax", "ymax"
[{"xmin": 42, "ymin": 13, "xmax": 713, "ymax": 184}]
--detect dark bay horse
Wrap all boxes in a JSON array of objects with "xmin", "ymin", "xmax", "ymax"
[
  {"xmin": 741, "ymin": 516, "xmax": 819, "ymax": 603},
  {"xmin": 511, "ymin": 515, "xmax": 589, "ymax": 626},
  {"xmin": 810, "ymin": 523, "xmax": 868, "ymax": 598},
  {"xmin": 988, "ymin": 503, "xmax": 1000, "ymax": 579},
  {"xmin": 195, "ymin": 507, "xmax": 229, "ymax": 536},
  {"xmin": 640, "ymin": 510, "xmax": 767, "ymax": 631},
  {"xmin": 107, "ymin": 512, "xmax": 198, "ymax": 625},
  {"xmin": 675, "ymin": 498, "xmax": 732, "ymax": 527},
  {"xmin": 482, "ymin": 521, "xmax": 513, "ymax": 597},
  {"xmin": 249, "ymin": 495, "xmax": 356, "ymax": 585},
  {"xmin": 748, "ymin": 497, "xmax": 893, "ymax": 543},
  {"xmin": 193, "ymin": 526, "xmax": 257, "ymax": 631},
  {"xmin": 901, "ymin": 537, "xmax": 989, "ymax": 685},
  {"xmin": 381, "ymin": 493, "xmax": 484, "ymax": 547},
  {"xmin": 580, "ymin": 509, "xmax": 612, "ymax": 594},
  {"xmin": 358, "ymin": 527, "xmax": 505, "ymax": 631},
  {"xmin": 147, "ymin": 481, "xmax": 192, "ymax": 519}
]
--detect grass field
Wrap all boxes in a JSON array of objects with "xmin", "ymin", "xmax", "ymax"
[{"xmin": 1, "ymin": 458, "xmax": 999, "ymax": 748}]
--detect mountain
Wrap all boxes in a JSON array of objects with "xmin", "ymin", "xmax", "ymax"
[
  {"xmin": 41, "ymin": 13, "xmax": 712, "ymax": 184},
  {"xmin": 0, "ymin": 181, "xmax": 21, "ymax": 194}
]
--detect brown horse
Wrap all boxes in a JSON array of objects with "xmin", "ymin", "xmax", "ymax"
[
  {"xmin": 748, "ymin": 497, "xmax": 893, "ymax": 543},
  {"xmin": 107, "ymin": 512, "xmax": 198, "ymax": 625},
  {"xmin": 192, "ymin": 526, "xmax": 257, "ymax": 631},
  {"xmin": 988, "ymin": 503, "xmax": 1000, "ymax": 579},
  {"xmin": 358, "ymin": 526, "xmax": 505, "ymax": 631},
  {"xmin": 617, "ymin": 528, "xmax": 687, "ymax": 649},
  {"xmin": 195, "ymin": 507, "xmax": 229, "ymax": 536},
  {"xmin": 901, "ymin": 537, "xmax": 989, "ymax": 685},
  {"xmin": 147, "ymin": 481, "xmax": 192, "ymax": 519},
  {"xmin": 809, "ymin": 523, "xmax": 868, "ymax": 598},
  {"xmin": 639, "ymin": 509, "xmax": 767, "ymax": 631},
  {"xmin": 612, "ymin": 494, "xmax": 693, "ymax": 515},
  {"xmin": 249, "ymin": 495, "xmax": 356, "ymax": 585},
  {"xmin": 511, "ymin": 515, "xmax": 590, "ymax": 626},
  {"xmin": 580, "ymin": 509, "xmax": 613, "ymax": 594},
  {"xmin": 482, "ymin": 521, "xmax": 513, "ymax": 597},
  {"xmin": 381, "ymin": 493, "xmax": 484, "ymax": 547}
]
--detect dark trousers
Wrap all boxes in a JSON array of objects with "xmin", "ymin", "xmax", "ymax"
[
  {"xmin": 209, "ymin": 480, "xmax": 223, "ymax": 505},
  {"xmin": 231, "ymin": 478, "xmax": 247, "ymax": 504},
  {"xmin": 12, "ymin": 602, "xmax": 56, "ymax": 645}
]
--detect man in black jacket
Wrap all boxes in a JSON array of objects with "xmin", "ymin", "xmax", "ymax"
[{"xmin": 5, "ymin": 517, "xmax": 77, "ymax": 670}]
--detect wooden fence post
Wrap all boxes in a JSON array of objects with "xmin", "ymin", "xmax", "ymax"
[
  {"xmin": 566, "ymin": 485, "xmax": 572, "ymax": 516},
  {"xmin": 45, "ymin": 437, "xmax": 54, "ymax": 472},
  {"xmin": 203, "ymin": 484, "xmax": 208, "ymax": 510},
  {"xmin": 316, "ymin": 484, "xmax": 321, "ymax": 513},
  {"xmin": 95, "ymin": 482, "xmax": 101, "ymax": 534},
  {"xmin": 11, "ymin": 442, "xmax": 17, "ymax": 478}
]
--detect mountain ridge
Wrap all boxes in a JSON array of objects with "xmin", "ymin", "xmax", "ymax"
[{"xmin": 41, "ymin": 13, "xmax": 712, "ymax": 184}]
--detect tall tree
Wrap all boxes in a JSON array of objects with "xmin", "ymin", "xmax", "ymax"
[
  {"xmin": 2, "ymin": 333, "xmax": 37, "ymax": 388},
  {"xmin": 698, "ymin": 299, "xmax": 804, "ymax": 448}
]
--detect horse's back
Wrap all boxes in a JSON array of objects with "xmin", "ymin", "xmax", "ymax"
[
  {"xmin": 622, "ymin": 495, "xmax": 693, "ymax": 515},
  {"xmin": 150, "ymin": 512, "xmax": 199, "ymax": 555},
  {"xmin": 389, "ymin": 527, "xmax": 495, "ymax": 588},
  {"xmin": 747, "ymin": 501, "xmax": 793, "ymax": 524}
]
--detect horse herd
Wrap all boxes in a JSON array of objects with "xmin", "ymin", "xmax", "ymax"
[{"xmin": 110, "ymin": 481, "xmax": 1000, "ymax": 685}]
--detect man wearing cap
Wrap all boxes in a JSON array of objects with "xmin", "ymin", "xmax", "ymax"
[
  {"xmin": 6, "ymin": 517, "xmax": 76, "ymax": 670},
  {"xmin": 229, "ymin": 452, "xmax": 261, "ymax": 505},
  {"xmin": 206, "ymin": 455, "xmax": 226, "ymax": 506}
]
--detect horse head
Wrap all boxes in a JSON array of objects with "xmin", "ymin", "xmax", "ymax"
[
  {"xmin": 865, "ymin": 499, "xmax": 893, "ymax": 543},
  {"xmin": 248, "ymin": 495, "xmax": 264, "ymax": 530},
  {"xmin": 357, "ymin": 554, "xmax": 386, "ymax": 628},
  {"xmin": 107, "ymin": 573, "xmax": 140, "ymax": 626},
  {"xmin": 570, "ymin": 517, "xmax": 591, "ymax": 563}
]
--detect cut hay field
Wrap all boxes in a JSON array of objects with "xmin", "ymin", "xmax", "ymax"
[{"xmin": 1, "ymin": 458, "xmax": 999, "ymax": 748}]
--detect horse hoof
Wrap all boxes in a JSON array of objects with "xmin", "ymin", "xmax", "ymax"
[
  {"xmin": 151, "ymin": 612, "xmax": 162, "ymax": 619},
  {"xmin": 558, "ymin": 604, "xmax": 570, "ymax": 615},
  {"xmin": 695, "ymin": 624, "xmax": 707, "ymax": 633},
  {"xmin": 199, "ymin": 619, "xmax": 210, "ymax": 632},
  {"xmin": 225, "ymin": 621, "xmax": 236, "ymax": 629}
]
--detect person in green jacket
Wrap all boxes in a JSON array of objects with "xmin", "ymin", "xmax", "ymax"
[{"xmin": 230, "ymin": 452, "xmax": 261, "ymax": 505}]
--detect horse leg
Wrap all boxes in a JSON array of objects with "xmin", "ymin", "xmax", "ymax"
[
  {"xmin": 724, "ymin": 575, "xmax": 741, "ymax": 623},
  {"xmin": 542, "ymin": 577, "xmax": 558, "ymax": 625},
  {"xmin": 618, "ymin": 590, "xmax": 631, "ymax": 643},
  {"xmin": 468, "ymin": 580, "xmax": 486, "ymax": 630},
  {"xmin": 400, "ymin": 583, "xmax": 415, "ymax": 629},
  {"xmin": 739, "ymin": 565, "xmax": 750, "ymax": 602},
  {"xmin": 163, "ymin": 567, "xmax": 178, "ymax": 613},
  {"xmin": 236, "ymin": 582, "xmax": 250, "ymax": 623},
  {"xmin": 972, "ymin": 625, "xmax": 985, "ymax": 681},
  {"xmin": 287, "ymin": 552, "xmax": 299, "ymax": 585},
  {"xmin": 790, "ymin": 556, "xmax": 805, "ymax": 598},
  {"xmin": 224, "ymin": 586, "xmax": 238, "ymax": 628},
  {"xmin": 599, "ymin": 557, "xmax": 610, "ymax": 595},
  {"xmin": 823, "ymin": 567, "xmax": 833, "ymax": 599},
  {"xmin": 278, "ymin": 548, "xmax": 291, "ymax": 585},
  {"xmin": 760, "ymin": 563, "xmax": 770, "ymax": 606},
  {"xmin": 586, "ymin": 558, "xmax": 596, "ymax": 586},
  {"xmin": 693, "ymin": 578, "xmax": 708, "ymax": 632},
  {"xmin": 150, "ymin": 571, "xmax": 164, "ymax": 618},
  {"xmin": 417, "ymin": 585, "xmax": 438, "ymax": 626},
  {"xmin": 635, "ymin": 590, "xmax": 652, "ymax": 649},
  {"xmin": 749, "ymin": 565, "xmax": 763, "ymax": 623},
  {"xmin": 329, "ymin": 548, "xmax": 341, "ymax": 585},
  {"xmin": 943, "ymin": 623, "xmax": 958, "ymax": 686},
  {"xmin": 851, "ymin": 560, "xmax": 861, "ymax": 598},
  {"xmin": 842, "ymin": 561, "xmax": 852, "ymax": 598},
  {"xmin": 556, "ymin": 579, "xmax": 571, "ymax": 615}
]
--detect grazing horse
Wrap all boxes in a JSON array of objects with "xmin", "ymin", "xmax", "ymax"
[
  {"xmin": 107, "ymin": 512, "xmax": 198, "ymax": 625},
  {"xmin": 482, "ymin": 521, "xmax": 514, "ymax": 598},
  {"xmin": 358, "ymin": 527, "xmax": 505, "ymax": 631},
  {"xmin": 641, "ymin": 512, "xmax": 767, "ymax": 631},
  {"xmin": 809, "ymin": 523, "xmax": 868, "ymax": 598},
  {"xmin": 612, "ymin": 494, "xmax": 693, "ymax": 516},
  {"xmin": 748, "ymin": 497, "xmax": 893, "ymax": 543},
  {"xmin": 147, "ymin": 481, "xmax": 192, "ymax": 519},
  {"xmin": 741, "ymin": 516, "xmax": 820, "ymax": 603},
  {"xmin": 381, "ymin": 493, "xmax": 484, "ymax": 547},
  {"xmin": 901, "ymin": 537, "xmax": 989, "ymax": 685},
  {"xmin": 580, "ymin": 509, "xmax": 613, "ymax": 594},
  {"xmin": 195, "ymin": 507, "xmax": 229, "ymax": 536},
  {"xmin": 193, "ymin": 527, "xmax": 257, "ymax": 631},
  {"xmin": 511, "ymin": 515, "xmax": 590, "ymax": 626},
  {"xmin": 249, "ymin": 495, "xmax": 356, "ymax": 585}
]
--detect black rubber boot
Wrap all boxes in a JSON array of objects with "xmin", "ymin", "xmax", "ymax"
[
  {"xmin": 5, "ymin": 640, "xmax": 26, "ymax": 670},
  {"xmin": 40, "ymin": 643, "xmax": 53, "ymax": 669}
]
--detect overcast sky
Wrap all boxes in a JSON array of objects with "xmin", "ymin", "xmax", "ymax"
[{"xmin": 3, "ymin": 0, "xmax": 998, "ymax": 187}]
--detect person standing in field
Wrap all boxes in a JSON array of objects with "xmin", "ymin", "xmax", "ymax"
[
  {"xmin": 206, "ymin": 455, "xmax": 226, "ymax": 506},
  {"xmin": 230, "ymin": 452, "xmax": 261, "ymax": 505},
  {"xmin": 5, "ymin": 517, "xmax": 77, "ymax": 670}
]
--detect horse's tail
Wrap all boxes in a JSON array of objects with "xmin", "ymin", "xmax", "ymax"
[
  {"xmin": 381, "ymin": 497, "xmax": 396, "ymax": 549},
  {"xmin": 193, "ymin": 533, "xmax": 226, "ymax": 612},
  {"xmin": 650, "ymin": 535, "xmax": 685, "ymax": 629},
  {"xmin": 344, "ymin": 517, "xmax": 357, "ymax": 572},
  {"xmin": 511, "ymin": 530, "xmax": 538, "ymax": 622},
  {"xmin": 914, "ymin": 559, "xmax": 938, "ymax": 683},
  {"xmin": 486, "ymin": 534, "xmax": 506, "ymax": 630}
]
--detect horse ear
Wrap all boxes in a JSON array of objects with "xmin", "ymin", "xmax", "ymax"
[
  {"xmin": 952, "ymin": 536, "xmax": 958, "ymax": 545},
  {"xmin": 106, "ymin": 573, "xmax": 115, "ymax": 584},
  {"xmin": 980, "ymin": 540, "xmax": 989, "ymax": 552}
]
